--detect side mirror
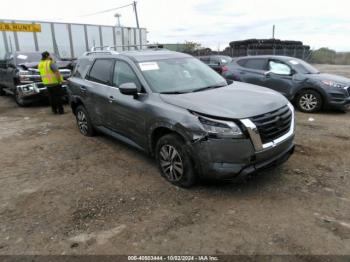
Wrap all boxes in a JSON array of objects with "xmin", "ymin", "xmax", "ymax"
[
  {"xmin": 264, "ymin": 71, "xmax": 271, "ymax": 77},
  {"xmin": 119, "ymin": 82, "xmax": 139, "ymax": 97}
]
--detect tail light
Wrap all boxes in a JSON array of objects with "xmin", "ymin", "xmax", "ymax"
[{"xmin": 221, "ymin": 65, "xmax": 229, "ymax": 73}]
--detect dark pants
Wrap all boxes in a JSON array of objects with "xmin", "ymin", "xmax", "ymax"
[{"xmin": 47, "ymin": 84, "xmax": 64, "ymax": 114}]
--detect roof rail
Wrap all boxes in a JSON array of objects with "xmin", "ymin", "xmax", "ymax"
[
  {"xmin": 91, "ymin": 44, "xmax": 165, "ymax": 51},
  {"xmin": 82, "ymin": 44, "xmax": 166, "ymax": 56},
  {"xmin": 83, "ymin": 46, "xmax": 120, "ymax": 56}
]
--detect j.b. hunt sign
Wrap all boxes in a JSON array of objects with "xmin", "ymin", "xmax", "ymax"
[{"xmin": 0, "ymin": 22, "xmax": 41, "ymax": 32}]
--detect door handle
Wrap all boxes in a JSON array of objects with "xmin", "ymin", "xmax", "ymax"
[
  {"xmin": 80, "ymin": 86, "xmax": 87, "ymax": 92},
  {"xmin": 108, "ymin": 95, "xmax": 115, "ymax": 103}
]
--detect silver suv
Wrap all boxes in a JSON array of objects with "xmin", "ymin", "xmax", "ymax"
[{"xmin": 67, "ymin": 48, "xmax": 295, "ymax": 187}]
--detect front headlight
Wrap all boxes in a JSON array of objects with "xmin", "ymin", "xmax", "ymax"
[
  {"xmin": 198, "ymin": 116, "xmax": 243, "ymax": 138},
  {"xmin": 321, "ymin": 80, "xmax": 346, "ymax": 89}
]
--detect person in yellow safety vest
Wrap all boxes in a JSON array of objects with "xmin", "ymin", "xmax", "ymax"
[{"xmin": 38, "ymin": 51, "xmax": 65, "ymax": 114}]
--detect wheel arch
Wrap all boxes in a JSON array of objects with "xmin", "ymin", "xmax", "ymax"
[
  {"xmin": 149, "ymin": 123, "xmax": 190, "ymax": 156},
  {"xmin": 294, "ymin": 87, "xmax": 325, "ymax": 105},
  {"xmin": 70, "ymin": 97, "xmax": 85, "ymax": 115}
]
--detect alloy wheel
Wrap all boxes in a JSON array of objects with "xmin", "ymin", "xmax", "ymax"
[
  {"xmin": 299, "ymin": 93, "xmax": 318, "ymax": 111},
  {"xmin": 77, "ymin": 110, "xmax": 88, "ymax": 135},
  {"xmin": 159, "ymin": 145, "xmax": 184, "ymax": 182}
]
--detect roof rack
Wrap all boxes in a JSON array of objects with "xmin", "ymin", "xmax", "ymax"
[
  {"xmin": 83, "ymin": 46, "xmax": 119, "ymax": 56},
  {"xmin": 109, "ymin": 44, "xmax": 164, "ymax": 51},
  {"xmin": 83, "ymin": 44, "xmax": 166, "ymax": 56}
]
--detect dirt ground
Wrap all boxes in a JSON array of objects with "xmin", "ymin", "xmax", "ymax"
[{"xmin": 0, "ymin": 64, "xmax": 349, "ymax": 255}]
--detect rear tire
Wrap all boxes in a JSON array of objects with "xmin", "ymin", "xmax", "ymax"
[
  {"xmin": 155, "ymin": 134, "xmax": 196, "ymax": 188},
  {"xmin": 75, "ymin": 105, "xmax": 95, "ymax": 137},
  {"xmin": 296, "ymin": 90, "xmax": 323, "ymax": 113}
]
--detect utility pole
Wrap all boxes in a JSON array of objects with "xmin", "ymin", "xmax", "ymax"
[
  {"xmin": 272, "ymin": 25, "xmax": 275, "ymax": 39},
  {"xmin": 133, "ymin": 1, "xmax": 142, "ymax": 49},
  {"xmin": 133, "ymin": 1, "xmax": 140, "ymax": 28},
  {"xmin": 114, "ymin": 13, "xmax": 121, "ymax": 27}
]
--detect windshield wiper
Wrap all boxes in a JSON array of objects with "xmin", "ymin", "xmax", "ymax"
[{"xmin": 191, "ymin": 84, "xmax": 227, "ymax": 93}]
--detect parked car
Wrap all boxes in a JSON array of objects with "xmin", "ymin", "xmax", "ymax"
[
  {"xmin": 197, "ymin": 55, "xmax": 232, "ymax": 74},
  {"xmin": 68, "ymin": 49, "xmax": 295, "ymax": 187},
  {"xmin": 223, "ymin": 55, "xmax": 350, "ymax": 113},
  {"xmin": 0, "ymin": 52, "xmax": 72, "ymax": 106}
]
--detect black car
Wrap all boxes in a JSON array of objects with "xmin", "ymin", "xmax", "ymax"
[
  {"xmin": 197, "ymin": 55, "xmax": 232, "ymax": 74},
  {"xmin": 67, "ymin": 49, "xmax": 295, "ymax": 187},
  {"xmin": 223, "ymin": 55, "xmax": 350, "ymax": 113},
  {"xmin": 0, "ymin": 52, "xmax": 72, "ymax": 106}
]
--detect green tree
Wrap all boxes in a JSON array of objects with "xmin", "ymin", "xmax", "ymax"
[
  {"xmin": 182, "ymin": 41, "xmax": 201, "ymax": 53},
  {"xmin": 311, "ymin": 47, "xmax": 336, "ymax": 64}
]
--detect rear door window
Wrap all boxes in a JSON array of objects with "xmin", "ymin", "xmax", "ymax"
[
  {"xmin": 87, "ymin": 59, "xmax": 114, "ymax": 85},
  {"xmin": 240, "ymin": 58, "xmax": 267, "ymax": 71}
]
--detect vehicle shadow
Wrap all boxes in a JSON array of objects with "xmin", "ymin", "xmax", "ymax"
[{"xmin": 197, "ymin": 167, "xmax": 285, "ymax": 191}]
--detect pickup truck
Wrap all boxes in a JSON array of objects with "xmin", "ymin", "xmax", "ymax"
[{"xmin": 0, "ymin": 52, "xmax": 72, "ymax": 106}]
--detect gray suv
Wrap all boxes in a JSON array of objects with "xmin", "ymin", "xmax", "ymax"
[{"xmin": 67, "ymin": 49, "xmax": 295, "ymax": 187}]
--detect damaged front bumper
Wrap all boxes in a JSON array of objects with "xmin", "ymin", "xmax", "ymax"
[
  {"xmin": 17, "ymin": 83, "xmax": 67, "ymax": 99},
  {"xmin": 190, "ymin": 103, "xmax": 295, "ymax": 179},
  {"xmin": 17, "ymin": 82, "xmax": 47, "ymax": 98},
  {"xmin": 192, "ymin": 136, "xmax": 294, "ymax": 180}
]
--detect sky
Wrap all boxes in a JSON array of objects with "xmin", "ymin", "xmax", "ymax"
[{"xmin": 1, "ymin": 0, "xmax": 349, "ymax": 51}]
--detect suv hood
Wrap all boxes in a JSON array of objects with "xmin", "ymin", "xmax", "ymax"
[
  {"xmin": 18, "ymin": 60, "xmax": 72, "ymax": 70},
  {"xmin": 160, "ymin": 82, "xmax": 288, "ymax": 119},
  {"xmin": 308, "ymin": 73, "xmax": 350, "ymax": 85}
]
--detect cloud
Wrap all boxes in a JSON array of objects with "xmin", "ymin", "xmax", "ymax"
[{"xmin": 0, "ymin": 0, "xmax": 349, "ymax": 51}]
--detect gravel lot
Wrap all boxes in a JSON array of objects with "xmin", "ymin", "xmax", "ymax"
[{"xmin": 0, "ymin": 65, "xmax": 349, "ymax": 255}]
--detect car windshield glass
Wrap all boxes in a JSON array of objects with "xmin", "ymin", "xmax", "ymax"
[
  {"xmin": 15, "ymin": 53, "xmax": 59, "ymax": 64},
  {"xmin": 289, "ymin": 59, "xmax": 319, "ymax": 74},
  {"xmin": 139, "ymin": 57, "xmax": 227, "ymax": 93}
]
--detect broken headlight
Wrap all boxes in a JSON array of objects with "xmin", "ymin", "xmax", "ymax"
[{"xmin": 198, "ymin": 116, "xmax": 243, "ymax": 138}]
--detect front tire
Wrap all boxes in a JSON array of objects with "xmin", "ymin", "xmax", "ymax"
[
  {"xmin": 75, "ymin": 105, "xmax": 95, "ymax": 137},
  {"xmin": 155, "ymin": 134, "xmax": 196, "ymax": 188},
  {"xmin": 14, "ymin": 90, "xmax": 29, "ymax": 107},
  {"xmin": 0, "ymin": 87, "xmax": 5, "ymax": 96},
  {"xmin": 296, "ymin": 90, "xmax": 323, "ymax": 113}
]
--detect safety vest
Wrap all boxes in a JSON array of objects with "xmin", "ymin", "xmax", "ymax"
[{"xmin": 38, "ymin": 60, "xmax": 63, "ymax": 85}]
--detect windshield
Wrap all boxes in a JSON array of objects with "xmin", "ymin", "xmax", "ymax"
[
  {"xmin": 289, "ymin": 59, "xmax": 319, "ymax": 74},
  {"xmin": 140, "ymin": 57, "xmax": 227, "ymax": 93},
  {"xmin": 15, "ymin": 53, "xmax": 59, "ymax": 64}
]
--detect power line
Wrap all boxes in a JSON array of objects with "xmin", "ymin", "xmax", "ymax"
[{"xmin": 80, "ymin": 3, "xmax": 134, "ymax": 18}]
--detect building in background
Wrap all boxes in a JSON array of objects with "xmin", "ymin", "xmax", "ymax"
[{"xmin": 0, "ymin": 19, "xmax": 147, "ymax": 59}]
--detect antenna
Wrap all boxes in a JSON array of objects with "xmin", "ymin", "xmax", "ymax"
[{"xmin": 272, "ymin": 25, "xmax": 275, "ymax": 39}]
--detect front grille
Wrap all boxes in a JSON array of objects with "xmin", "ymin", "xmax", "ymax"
[{"xmin": 250, "ymin": 105, "xmax": 292, "ymax": 144}]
